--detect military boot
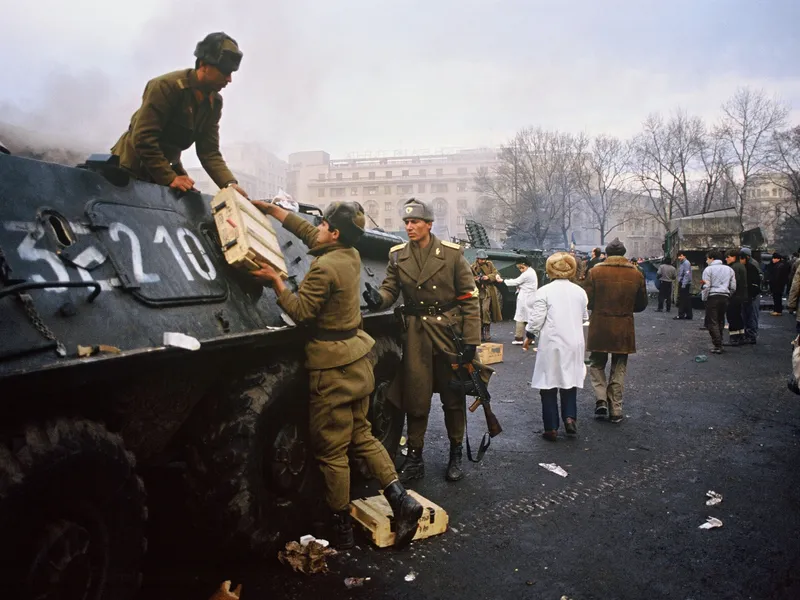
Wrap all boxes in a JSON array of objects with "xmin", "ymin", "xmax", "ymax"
[
  {"xmin": 484, "ymin": 324, "xmax": 492, "ymax": 342},
  {"xmin": 480, "ymin": 324, "xmax": 488, "ymax": 343},
  {"xmin": 331, "ymin": 509, "xmax": 354, "ymax": 550},
  {"xmin": 398, "ymin": 447, "xmax": 425, "ymax": 483},
  {"xmin": 445, "ymin": 443, "xmax": 464, "ymax": 482},
  {"xmin": 383, "ymin": 481, "xmax": 424, "ymax": 548}
]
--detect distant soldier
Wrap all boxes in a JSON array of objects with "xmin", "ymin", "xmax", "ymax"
[
  {"xmin": 471, "ymin": 250, "xmax": 504, "ymax": 342},
  {"xmin": 250, "ymin": 199, "xmax": 422, "ymax": 550},
  {"xmin": 363, "ymin": 198, "xmax": 483, "ymax": 483},
  {"xmin": 111, "ymin": 32, "xmax": 248, "ymax": 198}
]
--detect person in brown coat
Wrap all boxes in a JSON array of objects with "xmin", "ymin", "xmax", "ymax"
[
  {"xmin": 111, "ymin": 32, "xmax": 248, "ymax": 198},
  {"xmin": 583, "ymin": 238, "xmax": 648, "ymax": 423},
  {"xmin": 471, "ymin": 250, "xmax": 504, "ymax": 341},
  {"xmin": 250, "ymin": 199, "xmax": 422, "ymax": 550},
  {"xmin": 363, "ymin": 198, "xmax": 484, "ymax": 483}
]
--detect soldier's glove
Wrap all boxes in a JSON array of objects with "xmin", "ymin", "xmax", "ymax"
[
  {"xmin": 461, "ymin": 344, "xmax": 477, "ymax": 364},
  {"xmin": 362, "ymin": 283, "xmax": 383, "ymax": 310}
]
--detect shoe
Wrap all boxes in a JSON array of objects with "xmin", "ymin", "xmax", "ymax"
[
  {"xmin": 699, "ymin": 326, "xmax": 708, "ymax": 330},
  {"xmin": 445, "ymin": 443, "xmax": 464, "ymax": 482},
  {"xmin": 609, "ymin": 415, "xmax": 623, "ymax": 424},
  {"xmin": 771, "ymin": 312, "xmax": 782, "ymax": 316},
  {"xmin": 383, "ymin": 481, "xmax": 424, "ymax": 548},
  {"xmin": 673, "ymin": 316, "xmax": 684, "ymax": 320},
  {"xmin": 542, "ymin": 430, "xmax": 558, "ymax": 441},
  {"xmin": 745, "ymin": 338, "xmax": 757, "ymax": 345},
  {"xmin": 666, "ymin": 310, "xmax": 671, "ymax": 313},
  {"xmin": 564, "ymin": 418, "xmax": 577, "ymax": 435},
  {"xmin": 594, "ymin": 403, "xmax": 609, "ymax": 418},
  {"xmin": 710, "ymin": 347, "xmax": 723, "ymax": 354},
  {"xmin": 398, "ymin": 447, "xmax": 425, "ymax": 483},
  {"xmin": 331, "ymin": 510, "xmax": 354, "ymax": 550},
  {"xmin": 512, "ymin": 338, "xmax": 524, "ymax": 345}
]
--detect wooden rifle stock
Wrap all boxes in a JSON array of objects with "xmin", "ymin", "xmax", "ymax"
[{"xmin": 462, "ymin": 362, "xmax": 502, "ymax": 438}]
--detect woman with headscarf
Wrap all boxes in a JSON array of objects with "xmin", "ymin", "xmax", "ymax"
[
  {"xmin": 503, "ymin": 257, "xmax": 539, "ymax": 349},
  {"xmin": 527, "ymin": 252, "xmax": 589, "ymax": 441}
]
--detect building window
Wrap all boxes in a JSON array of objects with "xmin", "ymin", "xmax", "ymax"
[
  {"xmin": 366, "ymin": 201, "xmax": 379, "ymax": 217},
  {"xmin": 336, "ymin": 173, "xmax": 343, "ymax": 180},
  {"xmin": 351, "ymin": 187, "xmax": 359, "ymax": 196},
  {"xmin": 353, "ymin": 172, "xmax": 359, "ymax": 180},
  {"xmin": 385, "ymin": 171, "xmax": 392, "ymax": 178},
  {"xmin": 457, "ymin": 215, "xmax": 466, "ymax": 225},
  {"xmin": 318, "ymin": 173, "xmax": 326, "ymax": 181},
  {"xmin": 384, "ymin": 201, "xmax": 392, "ymax": 211},
  {"xmin": 366, "ymin": 186, "xmax": 378, "ymax": 195},
  {"xmin": 436, "ymin": 168, "xmax": 443, "ymax": 176},
  {"xmin": 398, "ymin": 184, "xmax": 413, "ymax": 194},
  {"xmin": 773, "ymin": 188, "xmax": 778, "ymax": 197},
  {"xmin": 418, "ymin": 184, "xmax": 426, "ymax": 193},
  {"xmin": 331, "ymin": 187, "xmax": 346, "ymax": 197},
  {"xmin": 633, "ymin": 241, "xmax": 640, "ymax": 255},
  {"xmin": 457, "ymin": 167, "xmax": 468, "ymax": 176},
  {"xmin": 419, "ymin": 169, "xmax": 427, "ymax": 177},
  {"xmin": 433, "ymin": 198, "xmax": 448, "ymax": 216},
  {"xmin": 384, "ymin": 186, "xmax": 392, "ymax": 195},
  {"xmin": 384, "ymin": 218, "xmax": 393, "ymax": 229},
  {"xmin": 369, "ymin": 172, "xmax": 375, "ymax": 180},
  {"xmin": 318, "ymin": 188, "xmax": 325, "ymax": 198},
  {"xmin": 457, "ymin": 182, "xmax": 467, "ymax": 192},
  {"xmin": 431, "ymin": 183, "xmax": 448, "ymax": 193},
  {"xmin": 457, "ymin": 198, "xmax": 468, "ymax": 210},
  {"xmin": 402, "ymin": 170, "xmax": 409, "ymax": 177}
]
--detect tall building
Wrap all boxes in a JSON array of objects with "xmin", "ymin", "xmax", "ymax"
[
  {"xmin": 287, "ymin": 148, "xmax": 503, "ymax": 241},
  {"xmin": 187, "ymin": 142, "xmax": 288, "ymax": 199},
  {"xmin": 742, "ymin": 173, "xmax": 794, "ymax": 246}
]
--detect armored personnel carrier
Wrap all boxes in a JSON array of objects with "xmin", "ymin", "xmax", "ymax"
[{"xmin": 0, "ymin": 150, "xmax": 405, "ymax": 599}]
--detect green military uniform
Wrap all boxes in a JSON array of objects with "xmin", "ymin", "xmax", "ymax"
[
  {"xmin": 111, "ymin": 68, "xmax": 237, "ymax": 188},
  {"xmin": 471, "ymin": 260, "xmax": 503, "ymax": 324},
  {"xmin": 376, "ymin": 234, "xmax": 482, "ymax": 449},
  {"xmin": 277, "ymin": 212, "xmax": 396, "ymax": 512}
]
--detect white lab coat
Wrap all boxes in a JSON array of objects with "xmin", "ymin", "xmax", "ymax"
[
  {"xmin": 527, "ymin": 280, "xmax": 589, "ymax": 390},
  {"xmin": 503, "ymin": 267, "xmax": 539, "ymax": 323}
]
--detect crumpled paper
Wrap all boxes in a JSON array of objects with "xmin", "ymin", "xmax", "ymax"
[
  {"xmin": 698, "ymin": 516, "xmax": 723, "ymax": 530},
  {"xmin": 539, "ymin": 463, "xmax": 568, "ymax": 477},
  {"xmin": 705, "ymin": 490, "xmax": 723, "ymax": 506},
  {"xmin": 208, "ymin": 580, "xmax": 242, "ymax": 600},
  {"xmin": 278, "ymin": 540, "xmax": 337, "ymax": 574}
]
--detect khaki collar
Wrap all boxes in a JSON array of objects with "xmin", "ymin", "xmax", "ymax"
[
  {"xmin": 187, "ymin": 69, "xmax": 218, "ymax": 108},
  {"xmin": 308, "ymin": 240, "xmax": 348, "ymax": 257}
]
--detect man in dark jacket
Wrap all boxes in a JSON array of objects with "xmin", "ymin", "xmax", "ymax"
[
  {"xmin": 739, "ymin": 248, "xmax": 762, "ymax": 344},
  {"xmin": 583, "ymin": 238, "xmax": 648, "ymax": 423},
  {"xmin": 724, "ymin": 249, "xmax": 748, "ymax": 346},
  {"xmin": 767, "ymin": 253, "xmax": 790, "ymax": 315}
]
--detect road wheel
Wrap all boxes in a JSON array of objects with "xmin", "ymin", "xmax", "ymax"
[
  {"xmin": 366, "ymin": 335, "xmax": 404, "ymax": 459},
  {"xmin": 185, "ymin": 359, "xmax": 318, "ymax": 557},
  {"xmin": 0, "ymin": 419, "xmax": 147, "ymax": 600}
]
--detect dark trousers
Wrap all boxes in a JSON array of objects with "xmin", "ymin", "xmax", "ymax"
[
  {"xmin": 772, "ymin": 288, "xmax": 784, "ymax": 313},
  {"xmin": 657, "ymin": 281, "xmax": 673, "ymax": 311},
  {"xmin": 678, "ymin": 284, "xmax": 693, "ymax": 319},
  {"xmin": 539, "ymin": 387, "xmax": 577, "ymax": 431},
  {"xmin": 726, "ymin": 298, "xmax": 744, "ymax": 334},
  {"xmin": 705, "ymin": 295, "xmax": 729, "ymax": 349},
  {"xmin": 743, "ymin": 295, "xmax": 760, "ymax": 341}
]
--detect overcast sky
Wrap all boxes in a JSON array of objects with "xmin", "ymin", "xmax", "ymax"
[{"xmin": 2, "ymin": 0, "xmax": 799, "ymax": 161}]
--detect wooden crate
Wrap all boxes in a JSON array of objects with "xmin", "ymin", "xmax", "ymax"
[
  {"xmin": 349, "ymin": 489, "xmax": 448, "ymax": 548},
  {"xmin": 477, "ymin": 342, "xmax": 503, "ymax": 365},
  {"xmin": 211, "ymin": 188, "xmax": 288, "ymax": 278}
]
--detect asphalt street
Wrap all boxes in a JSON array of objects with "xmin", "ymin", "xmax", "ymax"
[{"xmin": 141, "ymin": 304, "xmax": 800, "ymax": 600}]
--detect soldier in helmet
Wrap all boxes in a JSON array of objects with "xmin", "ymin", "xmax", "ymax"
[
  {"xmin": 362, "ymin": 198, "xmax": 484, "ymax": 483},
  {"xmin": 471, "ymin": 249, "xmax": 503, "ymax": 342},
  {"xmin": 249, "ymin": 198, "xmax": 423, "ymax": 550},
  {"xmin": 111, "ymin": 32, "xmax": 248, "ymax": 198}
]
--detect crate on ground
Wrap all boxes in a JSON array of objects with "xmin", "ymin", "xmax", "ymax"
[
  {"xmin": 211, "ymin": 188, "xmax": 288, "ymax": 278},
  {"xmin": 349, "ymin": 489, "xmax": 448, "ymax": 548},
  {"xmin": 477, "ymin": 342, "xmax": 503, "ymax": 364}
]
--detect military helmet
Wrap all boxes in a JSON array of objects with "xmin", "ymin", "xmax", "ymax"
[
  {"xmin": 476, "ymin": 249, "xmax": 489, "ymax": 259},
  {"xmin": 401, "ymin": 198, "xmax": 434, "ymax": 222},
  {"xmin": 194, "ymin": 32, "xmax": 243, "ymax": 74},
  {"xmin": 323, "ymin": 201, "xmax": 366, "ymax": 246}
]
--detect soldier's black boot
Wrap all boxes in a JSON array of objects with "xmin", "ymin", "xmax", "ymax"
[
  {"xmin": 445, "ymin": 443, "xmax": 464, "ymax": 481},
  {"xmin": 484, "ymin": 324, "xmax": 492, "ymax": 342},
  {"xmin": 398, "ymin": 447, "xmax": 425, "ymax": 483},
  {"xmin": 331, "ymin": 509, "xmax": 354, "ymax": 550},
  {"xmin": 383, "ymin": 481, "xmax": 424, "ymax": 548}
]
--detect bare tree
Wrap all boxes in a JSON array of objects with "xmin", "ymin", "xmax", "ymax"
[
  {"xmin": 577, "ymin": 134, "xmax": 633, "ymax": 243},
  {"xmin": 717, "ymin": 87, "xmax": 789, "ymax": 226},
  {"xmin": 765, "ymin": 126, "xmax": 800, "ymax": 229}
]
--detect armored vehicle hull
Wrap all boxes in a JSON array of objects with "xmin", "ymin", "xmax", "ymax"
[{"xmin": 0, "ymin": 153, "xmax": 405, "ymax": 599}]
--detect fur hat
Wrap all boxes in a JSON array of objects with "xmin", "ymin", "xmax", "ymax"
[
  {"xmin": 546, "ymin": 252, "xmax": 577, "ymax": 280},
  {"xmin": 605, "ymin": 237, "xmax": 626, "ymax": 256}
]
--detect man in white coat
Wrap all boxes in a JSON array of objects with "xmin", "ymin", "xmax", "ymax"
[
  {"xmin": 504, "ymin": 257, "xmax": 539, "ymax": 348},
  {"xmin": 527, "ymin": 252, "xmax": 589, "ymax": 441}
]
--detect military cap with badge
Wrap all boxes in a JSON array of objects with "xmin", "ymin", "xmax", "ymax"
[{"xmin": 402, "ymin": 198, "xmax": 434, "ymax": 222}]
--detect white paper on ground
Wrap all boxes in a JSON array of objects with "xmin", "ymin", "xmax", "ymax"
[
  {"xmin": 705, "ymin": 490, "xmax": 723, "ymax": 506},
  {"xmin": 539, "ymin": 463, "xmax": 568, "ymax": 477},
  {"xmin": 163, "ymin": 332, "xmax": 201, "ymax": 351},
  {"xmin": 698, "ymin": 517, "xmax": 723, "ymax": 529}
]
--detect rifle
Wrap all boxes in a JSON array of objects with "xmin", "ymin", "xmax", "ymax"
[{"xmin": 447, "ymin": 323, "xmax": 502, "ymax": 462}]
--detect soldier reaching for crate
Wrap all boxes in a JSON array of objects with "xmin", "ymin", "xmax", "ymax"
[
  {"xmin": 471, "ymin": 250, "xmax": 504, "ymax": 342},
  {"xmin": 249, "ymin": 198, "xmax": 423, "ymax": 550}
]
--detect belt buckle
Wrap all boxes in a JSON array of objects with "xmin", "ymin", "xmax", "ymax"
[{"xmin": 426, "ymin": 305, "xmax": 438, "ymax": 316}]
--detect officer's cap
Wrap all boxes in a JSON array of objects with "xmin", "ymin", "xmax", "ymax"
[
  {"xmin": 402, "ymin": 198, "xmax": 434, "ymax": 222},
  {"xmin": 476, "ymin": 249, "xmax": 489, "ymax": 259},
  {"xmin": 323, "ymin": 201, "xmax": 366, "ymax": 246},
  {"xmin": 195, "ymin": 32, "xmax": 243, "ymax": 74}
]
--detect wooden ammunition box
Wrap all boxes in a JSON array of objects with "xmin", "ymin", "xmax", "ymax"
[
  {"xmin": 211, "ymin": 188, "xmax": 288, "ymax": 278},
  {"xmin": 477, "ymin": 342, "xmax": 503, "ymax": 365},
  {"xmin": 349, "ymin": 489, "xmax": 448, "ymax": 548}
]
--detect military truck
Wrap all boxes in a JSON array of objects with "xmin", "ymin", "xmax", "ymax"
[{"xmin": 0, "ymin": 151, "xmax": 406, "ymax": 599}]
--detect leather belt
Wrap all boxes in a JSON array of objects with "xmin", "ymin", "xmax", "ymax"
[
  {"xmin": 403, "ymin": 300, "xmax": 459, "ymax": 317},
  {"xmin": 314, "ymin": 328, "xmax": 359, "ymax": 341}
]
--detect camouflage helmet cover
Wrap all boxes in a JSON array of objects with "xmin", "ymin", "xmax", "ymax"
[
  {"xmin": 323, "ymin": 201, "xmax": 366, "ymax": 245},
  {"xmin": 401, "ymin": 197, "xmax": 434, "ymax": 222},
  {"xmin": 194, "ymin": 32, "xmax": 243, "ymax": 74}
]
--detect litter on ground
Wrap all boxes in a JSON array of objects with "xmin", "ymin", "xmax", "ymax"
[
  {"xmin": 539, "ymin": 463, "xmax": 568, "ymax": 477},
  {"xmin": 705, "ymin": 491, "xmax": 723, "ymax": 506},
  {"xmin": 698, "ymin": 517, "xmax": 723, "ymax": 530}
]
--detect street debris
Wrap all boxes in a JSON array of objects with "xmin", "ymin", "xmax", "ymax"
[
  {"xmin": 163, "ymin": 332, "xmax": 201, "ymax": 351},
  {"xmin": 698, "ymin": 517, "xmax": 723, "ymax": 530},
  {"xmin": 404, "ymin": 570, "xmax": 417, "ymax": 582},
  {"xmin": 278, "ymin": 540, "xmax": 337, "ymax": 574},
  {"xmin": 694, "ymin": 355, "xmax": 708, "ymax": 363},
  {"xmin": 299, "ymin": 534, "xmax": 329, "ymax": 547},
  {"xmin": 77, "ymin": 344, "xmax": 121, "ymax": 357},
  {"xmin": 344, "ymin": 577, "xmax": 370, "ymax": 588},
  {"xmin": 208, "ymin": 581, "xmax": 242, "ymax": 600},
  {"xmin": 539, "ymin": 463, "xmax": 568, "ymax": 477},
  {"xmin": 705, "ymin": 491, "xmax": 723, "ymax": 506}
]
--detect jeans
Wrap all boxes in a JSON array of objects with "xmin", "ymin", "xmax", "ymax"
[
  {"xmin": 539, "ymin": 387, "xmax": 577, "ymax": 431},
  {"xmin": 705, "ymin": 294, "xmax": 729, "ymax": 349},
  {"xmin": 678, "ymin": 284, "xmax": 693, "ymax": 319},
  {"xmin": 657, "ymin": 281, "xmax": 673, "ymax": 311},
  {"xmin": 743, "ymin": 295, "xmax": 760, "ymax": 341}
]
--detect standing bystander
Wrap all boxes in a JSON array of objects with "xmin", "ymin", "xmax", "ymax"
[
  {"xmin": 724, "ymin": 249, "xmax": 748, "ymax": 346},
  {"xmin": 700, "ymin": 249, "xmax": 736, "ymax": 354},
  {"xmin": 739, "ymin": 247, "xmax": 762, "ymax": 343},
  {"xmin": 656, "ymin": 261, "xmax": 677, "ymax": 313},
  {"xmin": 675, "ymin": 252, "xmax": 694, "ymax": 320}
]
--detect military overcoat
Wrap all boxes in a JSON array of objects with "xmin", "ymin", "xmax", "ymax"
[
  {"xmin": 376, "ymin": 235, "xmax": 486, "ymax": 416},
  {"xmin": 471, "ymin": 260, "xmax": 504, "ymax": 322},
  {"xmin": 111, "ymin": 69, "xmax": 237, "ymax": 188}
]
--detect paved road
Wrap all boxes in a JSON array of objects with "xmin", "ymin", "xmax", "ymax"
[{"xmin": 141, "ymin": 306, "xmax": 800, "ymax": 600}]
